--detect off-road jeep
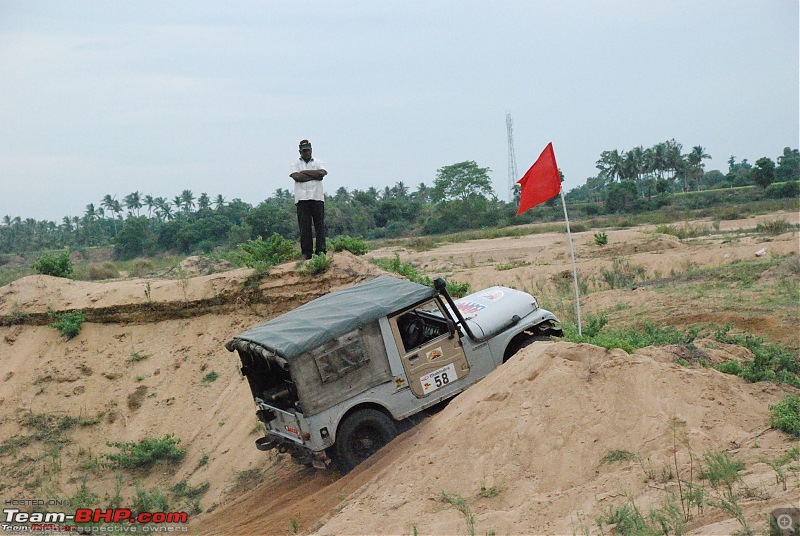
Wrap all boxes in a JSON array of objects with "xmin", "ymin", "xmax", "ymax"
[{"xmin": 226, "ymin": 275, "xmax": 561, "ymax": 471}]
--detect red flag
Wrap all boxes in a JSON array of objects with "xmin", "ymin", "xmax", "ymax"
[{"xmin": 516, "ymin": 142, "xmax": 561, "ymax": 215}]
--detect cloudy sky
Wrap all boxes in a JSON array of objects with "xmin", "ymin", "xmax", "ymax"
[{"xmin": 1, "ymin": 1, "xmax": 797, "ymax": 221}]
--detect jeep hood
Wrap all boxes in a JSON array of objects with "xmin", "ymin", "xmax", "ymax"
[{"xmin": 450, "ymin": 286, "xmax": 539, "ymax": 339}]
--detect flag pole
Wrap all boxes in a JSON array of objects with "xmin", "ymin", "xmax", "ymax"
[{"xmin": 559, "ymin": 189, "xmax": 582, "ymax": 335}]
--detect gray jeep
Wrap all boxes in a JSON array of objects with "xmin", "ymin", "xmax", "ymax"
[{"xmin": 226, "ymin": 275, "xmax": 561, "ymax": 471}]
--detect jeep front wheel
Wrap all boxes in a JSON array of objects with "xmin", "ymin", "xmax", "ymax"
[{"xmin": 335, "ymin": 408, "xmax": 397, "ymax": 472}]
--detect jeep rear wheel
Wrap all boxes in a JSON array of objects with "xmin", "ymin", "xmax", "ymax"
[{"xmin": 335, "ymin": 409, "xmax": 397, "ymax": 473}]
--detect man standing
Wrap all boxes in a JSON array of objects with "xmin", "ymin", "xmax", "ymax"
[{"xmin": 290, "ymin": 139, "xmax": 327, "ymax": 259}]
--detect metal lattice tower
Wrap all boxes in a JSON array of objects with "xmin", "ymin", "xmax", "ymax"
[{"xmin": 506, "ymin": 113, "xmax": 519, "ymax": 202}]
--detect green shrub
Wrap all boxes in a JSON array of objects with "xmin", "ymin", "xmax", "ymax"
[
  {"xmin": 563, "ymin": 321, "xmax": 694, "ymax": 353},
  {"xmin": 496, "ymin": 260, "xmax": 531, "ymax": 271},
  {"xmin": 404, "ymin": 236, "xmax": 439, "ymax": 251},
  {"xmin": 699, "ymin": 451, "xmax": 744, "ymax": 496},
  {"xmin": 202, "ymin": 371, "xmax": 219, "ymax": 383},
  {"xmin": 756, "ymin": 218, "xmax": 792, "ymax": 235},
  {"xmin": 599, "ymin": 256, "xmax": 646, "ymax": 289},
  {"xmin": 329, "ymin": 235, "xmax": 370, "ymax": 255},
  {"xmin": 769, "ymin": 394, "xmax": 800, "ymax": 437},
  {"xmin": 133, "ymin": 486, "xmax": 169, "ymax": 514},
  {"xmin": 87, "ymin": 262, "xmax": 120, "ymax": 280},
  {"xmin": 299, "ymin": 253, "xmax": 333, "ymax": 275},
  {"xmin": 596, "ymin": 497, "xmax": 686, "ymax": 536},
  {"xmin": 104, "ymin": 434, "xmax": 186, "ymax": 470},
  {"xmin": 765, "ymin": 180, "xmax": 800, "ymax": 199},
  {"xmin": 48, "ymin": 310, "xmax": 86, "ymax": 340},
  {"xmin": 32, "ymin": 250, "xmax": 73, "ymax": 278},
  {"xmin": 372, "ymin": 253, "xmax": 471, "ymax": 297},
  {"xmin": 582, "ymin": 313, "xmax": 609, "ymax": 338},
  {"xmin": 172, "ymin": 480, "xmax": 210, "ymax": 499},
  {"xmin": 655, "ymin": 222, "xmax": 710, "ymax": 240},
  {"xmin": 229, "ymin": 233, "xmax": 297, "ymax": 270},
  {"xmin": 128, "ymin": 352, "xmax": 151, "ymax": 363},
  {"xmin": 600, "ymin": 449, "xmax": 636, "ymax": 464},
  {"xmin": 130, "ymin": 258, "xmax": 155, "ymax": 277},
  {"xmin": 713, "ymin": 325, "xmax": 800, "ymax": 387},
  {"xmin": 593, "ymin": 231, "xmax": 608, "ymax": 246}
]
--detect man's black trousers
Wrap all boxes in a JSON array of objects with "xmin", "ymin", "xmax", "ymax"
[{"xmin": 296, "ymin": 200, "xmax": 325, "ymax": 259}]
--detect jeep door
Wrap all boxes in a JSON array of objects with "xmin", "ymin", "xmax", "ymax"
[{"xmin": 389, "ymin": 299, "xmax": 470, "ymax": 398}]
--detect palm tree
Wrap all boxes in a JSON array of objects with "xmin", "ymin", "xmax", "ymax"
[
  {"xmin": 124, "ymin": 191, "xmax": 142, "ymax": 216},
  {"xmin": 413, "ymin": 182, "xmax": 429, "ymax": 203},
  {"xmin": 161, "ymin": 202, "xmax": 174, "ymax": 221},
  {"xmin": 596, "ymin": 150, "xmax": 624, "ymax": 181},
  {"xmin": 111, "ymin": 199, "xmax": 123, "ymax": 221},
  {"xmin": 686, "ymin": 146, "xmax": 711, "ymax": 191},
  {"xmin": 213, "ymin": 194, "xmax": 226, "ymax": 210},
  {"xmin": 100, "ymin": 195, "xmax": 119, "ymax": 236},
  {"xmin": 180, "ymin": 190, "xmax": 195, "ymax": 214},
  {"xmin": 144, "ymin": 195, "xmax": 155, "ymax": 218},
  {"xmin": 85, "ymin": 203, "xmax": 97, "ymax": 222},
  {"xmin": 197, "ymin": 192, "xmax": 210, "ymax": 211},
  {"xmin": 334, "ymin": 187, "xmax": 350, "ymax": 203},
  {"xmin": 650, "ymin": 143, "xmax": 667, "ymax": 180},
  {"xmin": 392, "ymin": 181, "xmax": 409, "ymax": 199},
  {"xmin": 172, "ymin": 195, "xmax": 184, "ymax": 215},
  {"xmin": 101, "ymin": 195, "xmax": 115, "ymax": 219},
  {"xmin": 155, "ymin": 197, "xmax": 173, "ymax": 221}
]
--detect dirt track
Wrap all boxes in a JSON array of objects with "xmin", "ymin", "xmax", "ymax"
[{"xmin": 0, "ymin": 213, "xmax": 798, "ymax": 535}]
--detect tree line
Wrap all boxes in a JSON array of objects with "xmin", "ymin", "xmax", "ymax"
[
  {"xmin": 567, "ymin": 143, "xmax": 799, "ymax": 203},
  {"xmin": 1, "ymin": 144, "xmax": 797, "ymax": 259}
]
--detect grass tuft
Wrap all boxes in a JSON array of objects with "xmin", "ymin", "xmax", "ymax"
[
  {"xmin": 769, "ymin": 394, "xmax": 800, "ymax": 437},
  {"xmin": 601, "ymin": 449, "xmax": 636, "ymax": 464},
  {"xmin": 372, "ymin": 253, "xmax": 470, "ymax": 297},
  {"xmin": 48, "ymin": 310, "xmax": 86, "ymax": 340},
  {"xmin": 104, "ymin": 434, "xmax": 186, "ymax": 470}
]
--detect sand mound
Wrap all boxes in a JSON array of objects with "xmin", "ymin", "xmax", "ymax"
[
  {"xmin": 0, "ymin": 252, "xmax": 386, "ymax": 324},
  {"xmin": 180, "ymin": 255, "xmax": 237, "ymax": 276},
  {"xmin": 306, "ymin": 342, "xmax": 796, "ymax": 536}
]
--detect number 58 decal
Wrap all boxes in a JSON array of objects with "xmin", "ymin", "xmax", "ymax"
[{"xmin": 420, "ymin": 363, "xmax": 458, "ymax": 395}]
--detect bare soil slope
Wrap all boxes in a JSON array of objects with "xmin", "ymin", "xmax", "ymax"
[
  {"xmin": 308, "ymin": 341, "xmax": 796, "ymax": 535},
  {"xmin": 1, "ymin": 214, "xmax": 798, "ymax": 536},
  {"xmin": 0, "ymin": 253, "xmax": 386, "ymax": 520}
]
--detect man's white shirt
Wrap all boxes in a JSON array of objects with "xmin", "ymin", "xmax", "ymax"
[{"xmin": 290, "ymin": 157, "xmax": 326, "ymax": 203}]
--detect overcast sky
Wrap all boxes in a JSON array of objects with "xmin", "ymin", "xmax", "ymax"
[{"xmin": 1, "ymin": 1, "xmax": 797, "ymax": 221}]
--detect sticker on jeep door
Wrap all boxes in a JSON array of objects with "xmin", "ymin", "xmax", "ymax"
[
  {"xmin": 426, "ymin": 347, "xmax": 443, "ymax": 361},
  {"xmin": 420, "ymin": 363, "xmax": 458, "ymax": 395}
]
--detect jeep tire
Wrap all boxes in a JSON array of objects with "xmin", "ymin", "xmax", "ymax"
[{"xmin": 334, "ymin": 408, "xmax": 397, "ymax": 473}]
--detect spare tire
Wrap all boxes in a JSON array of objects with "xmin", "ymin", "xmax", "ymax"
[{"xmin": 334, "ymin": 408, "xmax": 397, "ymax": 473}]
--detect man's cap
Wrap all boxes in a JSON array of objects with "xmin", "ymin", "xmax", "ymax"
[{"xmin": 299, "ymin": 139, "xmax": 312, "ymax": 150}]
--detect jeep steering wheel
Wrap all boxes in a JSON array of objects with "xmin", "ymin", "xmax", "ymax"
[{"xmin": 404, "ymin": 314, "xmax": 424, "ymax": 348}]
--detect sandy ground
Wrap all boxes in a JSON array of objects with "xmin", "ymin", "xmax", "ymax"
[{"xmin": 0, "ymin": 213, "xmax": 798, "ymax": 536}]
